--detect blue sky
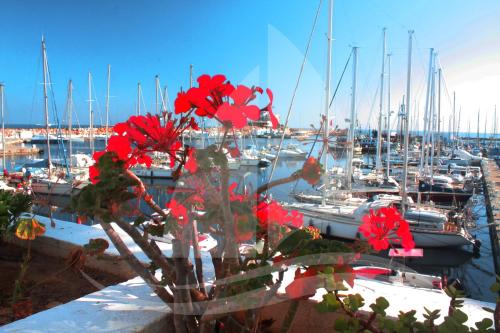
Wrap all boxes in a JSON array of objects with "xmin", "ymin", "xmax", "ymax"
[{"xmin": 1, "ymin": 0, "xmax": 500, "ymax": 132}]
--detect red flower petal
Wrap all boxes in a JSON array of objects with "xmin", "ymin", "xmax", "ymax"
[
  {"xmin": 174, "ymin": 91, "xmax": 192, "ymax": 114},
  {"xmin": 167, "ymin": 199, "xmax": 189, "ymax": 226},
  {"xmin": 263, "ymin": 89, "xmax": 278, "ymax": 129},
  {"xmin": 107, "ymin": 135, "xmax": 131, "ymax": 161},
  {"xmin": 185, "ymin": 149, "xmax": 198, "ymax": 173},
  {"xmin": 216, "ymin": 102, "xmax": 247, "ymax": 128}
]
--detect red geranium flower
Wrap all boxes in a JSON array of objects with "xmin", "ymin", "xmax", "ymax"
[
  {"xmin": 262, "ymin": 88, "xmax": 278, "ymax": 129},
  {"xmin": 167, "ymin": 199, "xmax": 189, "ymax": 226},
  {"xmin": 184, "ymin": 148, "xmax": 198, "ymax": 173},
  {"xmin": 216, "ymin": 85, "xmax": 261, "ymax": 128},
  {"xmin": 108, "ymin": 113, "xmax": 192, "ymax": 169},
  {"xmin": 255, "ymin": 199, "xmax": 303, "ymax": 229},
  {"xmin": 174, "ymin": 74, "xmax": 234, "ymax": 117},
  {"xmin": 107, "ymin": 135, "xmax": 131, "ymax": 161},
  {"xmin": 359, "ymin": 206, "xmax": 415, "ymax": 251},
  {"xmin": 89, "ymin": 151, "xmax": 106, "ymax": 184}
]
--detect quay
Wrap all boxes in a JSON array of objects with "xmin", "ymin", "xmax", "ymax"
[
  {"xmin": 482, "ymin": 159, "xmax": 500, "ymax": 275},
  {"xmin": 0, "ymin": 146, "xmax": 42, "ymax": 156}
]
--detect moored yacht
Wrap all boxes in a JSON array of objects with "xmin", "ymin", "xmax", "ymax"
[{"xmin": 285, "ymin": 194, "xmax": 475, "ymax": 248}]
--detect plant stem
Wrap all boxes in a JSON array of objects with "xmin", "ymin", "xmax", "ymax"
[
  {"xmin": 279, "ymin": 300, "xmax": 299, "ymax": 333},
  {"xmin": 172, "ymin": 239, "xmax": 198, "ymax": 333},
  {"xmin": 191, "ymin": 220, "xmax": 207, "ymax": 296},
  {"xmin": 217, "ymin": 128, "xmax": 229, "ymax": 153},
  {"xmin": 97, "ymin": 218, "xmax": 174, "ymax": 304},
  {"xmin": 125, "ymin": 169, "xmax": 167, "ymax": 218},
  {"xmin": 220, "ymin": 166, "xmax": 239, "ymax": 276},
  {"xmin": 494, "ymin": 298, "xmax": 499, "ymax": 333},
  {"xmin": 113, "ymin": 215, "xmax": 175, "ymax": 280}
]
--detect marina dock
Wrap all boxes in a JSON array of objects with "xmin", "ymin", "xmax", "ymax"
[{"xmin": 482, "ymin": 159, "xmax": 500, "ymax": 275}]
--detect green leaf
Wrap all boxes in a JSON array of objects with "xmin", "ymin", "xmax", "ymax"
[
  {"xmin": 276, "ymin": 229, "xmax": 312, "ymax": 254},
  {"xmin": 370, "ymin": 297, "xmax": 389, "ymax": 316},
  {"xmin": 316, "ymin": 292, "xmax": 340, "ymax": 313},
  {"xmin": 450, "ymin": 309, "xmax": 468, "ymax": 324},
  {"xmin": 398, "ymin": 310, "xmax": 418, "ymax": 327},
  {"xmin": 481, "ymin": 307, "xmax": 494, "ymax": 314},
  {"xmin": 344, "ymin": 293, "xmax": 364, "ymax": 313},
  {"xmin": 474, "ymin": 318, "xmax": 493, "ymax": 331},
  {"xmin": 423, "ymin": 307, "xmax": 441, "ymax": 321}
]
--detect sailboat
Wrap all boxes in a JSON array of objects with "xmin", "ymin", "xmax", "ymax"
[{"xmin": 29, "ymin": 37, "xmax": 88, "ymax": 196}]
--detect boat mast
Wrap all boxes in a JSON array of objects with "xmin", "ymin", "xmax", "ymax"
[
  {"xmin": 105, "ymin": 64, "xmax": 111, "ymax": 146},
  {"xmin": 88, "ymin": 72, "xmax": 94, "ymax": 155},
  {"xmin": 67, "ymin": 80, "xmax": 73, "ymax": 163},
  {"xmin": 452, "ymin": 92, "xmax": 456, "ymax": 143},
  {"xmin": 137, "ymin": 82, "xmax": 141, "ymax": 115},
  {"xmin": 437, "ymin": 68, "xmax": 442, "ymax": 158},
  {"xmin": 494, "ymin": 105, "xmax": 497, "ymax": 147},
  {"xmin": 429, "ymin": 55, "xmax": 437, "ymax": 186},
  {"xmin": 0, "ymin": 84, "xmax": 5, "ymax": 171},
  {"xmin": 42, "ymin": 37, "xmax": 52, "ymax": 179},
  {"xmin": 402, "ymin": 30, "xmax": 414, "ymax": 212},
  {"xmin": 457, "ymin": 107, "xmax": 461, "ymax": 147},
  {"xmin": 190, "ymin": 64, "xmax": 193, "ymax": 88},
  {"xmin": 322, "ymin": 0, "xmax": 333, "ymax": 206},
  {"xmin": 484, "ymin": 113, "xmax": 487, "ymax": 147},
  {"xmin": 346, "ymin": 46, "xmax": 358, "ymax": 190},
  {"xmin": 163, "ymin": 86, "xmax": 168, "ymax": 112},
  {"xmin": 386, "ymin": 53, "xmax": 392, "ymax": 179},
  {"xmin": 376, "ymin": 28, "xmax": 386, "ymax": 173},
  {"xmin": 155, "ymin": 75, "xmax": 159, "ymax": 115},
  {"xmin": 420, "ymin": 48, "xmax": 434, "ymax": 175},
  {"xmin": 477, "ymin": 109, "xmax": 480, "ymax": 148}
]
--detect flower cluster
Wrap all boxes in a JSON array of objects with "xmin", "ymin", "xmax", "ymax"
[
  {"xmin": 89, "ymin": 113, "xmax": 197, "ymax": 184},
  {"xmin": 230, "ymin": 184, "xmax": 304, "ymax": 242},
  {"xmin": 174, "ymin": 74, "xmax": 278, "ymax": 129},
  {"xmin": 358, "ymin": 206, "xmax": 415, "ymax": 251},
  {"xmin": 255, "ymin": 199, "xmax": 303, "ymax": 229}
]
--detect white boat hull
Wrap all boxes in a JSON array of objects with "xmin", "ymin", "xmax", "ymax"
[
  {"xmin": 132, "ymin": 167, "xmax": 173, "ymax": 179},
  {"xmin": 289, "ymin": 204, "xmax": 473, "ymax": 248},
  {"xmin": 31, "ymin": 181, "xmax": 84, "ymax": 196}
]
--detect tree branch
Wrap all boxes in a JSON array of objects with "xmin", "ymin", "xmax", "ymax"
[
  {"xmin": 97, "ymin": 218, "xmax": 174, "ymax": 304},
  {"xmin": 112, "ymin": 215, "xmax": 175, "ymax": 281},
  {"xmin": 255, "ymin": 172, "xmax": 302, "ymax": 196}
]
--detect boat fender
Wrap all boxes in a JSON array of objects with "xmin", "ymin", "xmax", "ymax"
[
  {"xmin": 326, "ymin": 225, "xmax": 331, "ymax": 236},
  {"xmin": 308, "ymin": 219, "xmax": 314, "ymax": 227}
]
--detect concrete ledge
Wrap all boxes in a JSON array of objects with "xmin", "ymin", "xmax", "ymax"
[{"xmin": 0, "ymin": 276, "xmax": 171, "ymax": 333}]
